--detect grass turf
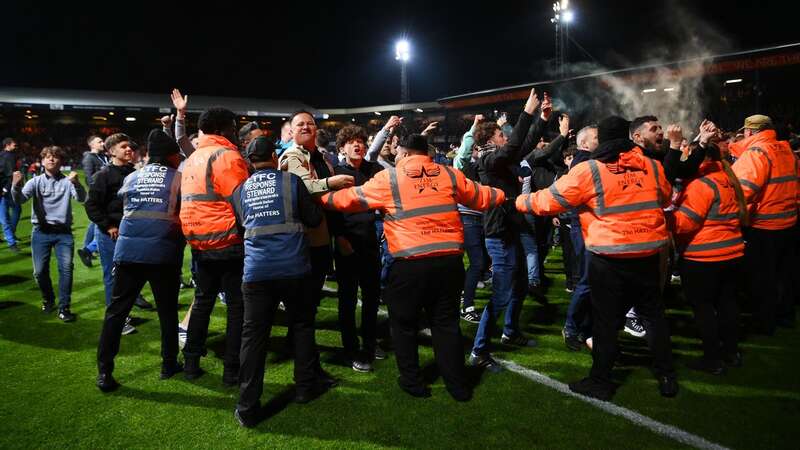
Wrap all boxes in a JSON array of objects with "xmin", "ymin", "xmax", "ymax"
[{"xmin": 0, "ymin": 197, "xmax": 798, "ymax": 449}]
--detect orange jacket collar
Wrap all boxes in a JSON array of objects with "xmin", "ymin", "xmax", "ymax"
[
  {"xmin": 198, "ymin": 134, "xmax": 238, "ymax": 151},
  {"xmin": 697, "ymin": 160, "xmax": 723, "ymax": 177},
  {"xmin": 396, "ymin": 154, "xmax": 433, "ymax": 168}
]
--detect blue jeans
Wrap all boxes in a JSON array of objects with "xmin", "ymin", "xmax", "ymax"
[
  {"xmin": 460, "ymin": 213, "xmax": 485, "ymax": 309},
  {"xmin": 375, "ymin": 219, "xmax": 393, "ymax": 289},
  {"xmin": 82, "ymin": 222, "xmax": 98, "ymax": 253},
  {"xmin": 96, "ymin": 231, "xmax": 117, "ymax": 306},
  {"xmin": 519, "ymin": 232, "xmax": 541, "ymax": 286},
  {"xmin": 564, "ymin": 217, "xmax": 592, "ymax": 337},
  {"xmin": 472, "ymin": 237, "xmax": 527, "ymax": 354},
  {"xmin": 31, "ymin": 228, "xmax": 74, "ymax": 309},
  {"xmin": 0, "ymin": 192, "xmax": 21, "ymax": 247}
]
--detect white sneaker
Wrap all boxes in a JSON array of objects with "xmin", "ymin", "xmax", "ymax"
[
  {"xmin": 178, "ymin": 326, "xmax": 187, "ymax": 348},
  {"xmin": 122, "ymin": 317, "xmax": 137, "ymax": 335}
]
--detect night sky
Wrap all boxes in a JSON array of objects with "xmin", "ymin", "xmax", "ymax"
[{"xmin": 3, "ymin": 1, "xmax": 796, "ymax": 108}]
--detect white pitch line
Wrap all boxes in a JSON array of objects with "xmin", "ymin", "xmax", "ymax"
[{"xmin": 498, "ymin": 359, "xmax": 730, "ymax": 450}]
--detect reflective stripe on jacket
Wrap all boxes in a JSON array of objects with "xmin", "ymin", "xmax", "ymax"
[
  {"xmin": 672, "ymin": 161, "xmax": 744, "ymax": 262},
  {"xmin": 516, "ymin": 146, "xmax": 671, "ymax": 258},
  {"xmin": 114, "ymin": 164, "xmax": 184, "ymax": 264},
  {"xmin": 731, "ymin": 130, "xmax": 798, "ymax": 230},
  {"xmin": 237, "ymin": 169, "xmax": 310, "ymax": 282},
  {"xmin": 320, "ymin": 155, "xmax": 505, "ymax": 260},
  {"xmin": 179, "ymin": 135, "xmax": 249, "ymax": 251}
]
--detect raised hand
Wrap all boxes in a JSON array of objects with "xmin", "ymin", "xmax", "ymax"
[
  {"xmin": 421, "ymin": 121, "xmax": 439, "ymax": 136},
  {"xmin": 473, "ymin": 114, "xmax": 485, "ymax": 127},
  {"xmin": 524, "ymin": 88, "xmax": 540, "ymax": 115},
  {"xmin": 11, "ymin": 171, "xmax": 23, "ymax": 186},
  {"xmin": 559, "ymin": 113, "xmax": 570, "ymax": 137},
  {"xmin": 666, "ymin": 124, "xmax": 683, "ymax": 149},
  {"xmin": 171, "ymin": 89, "xmax": 188, "ymax": 119},
  {"xmin": 160, "ymin": 114, "xmax": 175, "ymax": 129},
  {"xmin": 383, "ymin": 115, "xmax": 402, "ymax": 132},
  {"xmin": 541, "ymin": 92, "xmax": 553, "ymax": 120},
  {"xmin": 67, "ymin": 172, "xmax": 80, "ymax": 185}
]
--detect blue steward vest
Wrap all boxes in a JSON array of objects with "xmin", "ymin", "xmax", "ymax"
[
  {"xmin": 114, "ymin": 164, "xmax": 184, "ymax": 265},
  {"xmin": 239, "ymin": 169, "xmax": 310, "ymax": 282}
]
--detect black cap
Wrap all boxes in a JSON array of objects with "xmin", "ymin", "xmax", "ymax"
[
  {"xmin": 146, "ymin": 129, "xmax": 180, "ymax": 158},
  {"xmin": 244, "ymin": 136, "xmax": 277, "ymax": 162},
  {"xmin": 398, "ymin": 133, "xmax": 429, "ymax": 153},
  {"xmin": 239, "ymin": 121, "xmax": 260, "ymax": 142},
  {"xmin": 598, "ymin": 116, "xmax": 631, "ymax": 143}
]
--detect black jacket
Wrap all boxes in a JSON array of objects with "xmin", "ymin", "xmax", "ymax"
[
  {"xmin": 477, "ymin": 111, "xmax": 537, "ymax": 239},
  {"xmin": 0, "ymin": 151, "xmax": 17, "ymax": 192},
  {"xmin": 524, "ymin": 134, "xmax": 568, "ymax": 192},
  {"xmin": 84, "ymin": 163, "xmax": 135, "ymax": 233},
  {"xmin": 331, "ymin": 159, "xmax": 384, "ymax": 244},
  {"xmin": 645, "ymin": 140, "xmax": 705, "ymax": 184},
  {"xmin": 81, "ymin": 151, "xmax": 107, "ymax": 187}
]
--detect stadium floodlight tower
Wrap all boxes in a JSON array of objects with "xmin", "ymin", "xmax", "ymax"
[
  {"xmin": 550, "ymin": 0, "xmax": 573, "ymax": 78},
  {"xmin": 395, "ymin": 39, "xmax": 411, "ymax": 103}
]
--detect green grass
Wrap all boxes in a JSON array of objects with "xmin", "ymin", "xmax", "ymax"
[{"xmin": 0, "ymin": 198, "xmax": 798, "ymax": 449}]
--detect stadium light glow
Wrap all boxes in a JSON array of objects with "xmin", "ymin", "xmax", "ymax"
[
  {"xmin": 563, "ymin": 10, "xmax": 574, "ymax": 23},
  {"xmin": 395, "ymin": 40, "xmax": 410, "ymax": 62},
  {"xmin": 125, "ymin": 117, "xmax": 136, "ymax": 122},
  {"xmin": 642, "ymin": 88, "xmax": 657, "ymax": 93},
  {"xmin": 725, "ymin": 78, "xmax": 743, "ymax": 84}
]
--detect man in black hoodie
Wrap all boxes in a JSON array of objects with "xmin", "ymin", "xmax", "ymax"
[
  {"xmin": 468, "ymin": 88, "xmax": 541, "ymax": 372},
  {"xmin": 84, "ymin": 133, "xmax": 152, "ymax": 335}
]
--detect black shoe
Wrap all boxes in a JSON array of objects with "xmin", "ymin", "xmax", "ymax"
[
  {"xmin": 184, "ymin": 357, "xmax": 205, "ymax": 380},
  {"xmin": 294, "ymin": 384, "xmax": 327, "ymax": 404},
  {"xmin": 623, "ymin": 317, "xmax": 647, "ymax": 338},
  {"xmin": 96, "ymin": 373, "xmax": 120, "ymax": 393},
  {"xmin": 58, "ymin": 308, "xmax": 76, "ymax": 322},
  {"xmin": 460, "ymin": 306, "xmax": 482, "ymax": 324},
  {"xmin": 373, "ymin": 346, "xmax": 387, "ymax": 360},
  {"xmin": 397, "ymin": 378, "xmax": 431, "ymax": 398},
  {"xmin": 41, "ymin": 301, "xmax": 55, "ymax": 314},
  {"xmin": 685, "ymin": 358, "xmax": 725, "ymax": 376},
  {"xmin": 568, "ymin": 377, "xmax": 616, "ymax": 401},
  {"xmin": 501, "ymin": 332, "xmax": 538, "ymax": 347},
  {"xmin": 77, "ymin": 248, "xmax": 93, "ymax": 268},
  {"xmin": 468, "ymin": 352, "xmax": 503, "ymax": 373},
  {"xmin": 723, "ymin": 351, "xmax": 743, "ymax": 368},
  {"xmin": 562, "ymin": 328, "xmax": 583, "ymax": 352},
  {"xmin": 657, "ymin": 375, "xmax": 679, "ymax": 398},
  {"xmin": 134, "ymin": 295, "xmax": 154, "ymax": 310},
  {"xmin": 160, "ymin": 361, "xmax": 184, "ymax": 380},
  {"xmin": 234, "ymin": 408, "xmax": 258, "ymax": 428},
  {"xmin": 352, "ymin": 359, "xmax": 373, "ymax": 373},
  {"xmin": 223, "ymin": 368, "xmax": 239, "ymax": 386},
  {"xmin": 8, "ymin": 244, "xmax": 21, "ymax": 254},
  {"xmin": 446, "ymin": 386, "xmax": 472, "ymax": 402},
  {"xmin": 316, "ymin": 368, "xmax": 339, "ymax": 388}
]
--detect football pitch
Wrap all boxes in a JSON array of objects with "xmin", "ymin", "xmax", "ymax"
[{"xmin": 0, "ymin": 198, "xmax": 798, "ymax": 449}]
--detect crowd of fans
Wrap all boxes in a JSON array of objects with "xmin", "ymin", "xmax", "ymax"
[{"xmin": 0, "ymin": 86, "xmax": 798, "ymax": 427}]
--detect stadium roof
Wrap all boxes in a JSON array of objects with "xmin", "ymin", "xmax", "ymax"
[{"xmin": 0, "ymin": 87, "xmax": 320, "ymax": 118}]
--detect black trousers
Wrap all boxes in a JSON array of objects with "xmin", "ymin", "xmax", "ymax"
[
  {"xmin": 237, "ymin": 277, "xmax": 315, "ymax": 420},
  {"xmin": 745, "ymin": 227, "xmax": 796, "ymax": 334},
  {"xmin": 183, "ymin": 258, "xmax": 244, "ymax": 371},
  {"xmin": 97, "ymin": 262, "xmax": 180, "ymax": 374},
  {"xmin": 681, "ymin": 257, "xmax": 742, "ymax": 362},
  {"xmin": 534, "ymin": 215, "xmax": 553, "ymax": 271},
  {"xmin": 588, "ymin": 253, "xmax": 675, "ymax": 385},
  {"xmin": 559, "ymin": 222, "xmax": 578, "ymax": 288},
  {"xmin": 334, "ymin": 241, "xmax": 381, "ymax": 357},
  {"xmin": 383, "ymin": 255, "xmax": 466, "ymax": 393}
]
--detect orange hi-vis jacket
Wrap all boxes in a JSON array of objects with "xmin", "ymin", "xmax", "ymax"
[
  {"xmin": 516, "ymin": 146, "xmax": 671, "ymax": 258},
  {"xmin": 179, "ymin": 135, "xmax": 250, "ymax": 251},
  {"xmin": 672, "ymin": 161, "xmax": 744, "ymax": 262},
  {"xmin": 320, "ymin": 155, "xmax": 505, "ymax": 260},
  {"xmin": 731, "ymin": 130, "xmax": 798, "ymax": 230}
]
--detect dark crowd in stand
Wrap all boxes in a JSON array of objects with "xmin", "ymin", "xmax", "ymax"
[{"xmin": 1, "ymin": 86, "xmax": 798, "ymax": 427}]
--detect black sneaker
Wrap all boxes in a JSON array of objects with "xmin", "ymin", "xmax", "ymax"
[
  {"xmin": 374, "ymin": 346, "xmax": 387, "ymax": 360},
  {"xmin": 352, "ymin": 359, "xmax": 373, "ymax": 373},
  {"xmin": 657, "ymin": 375, "xmax": 679, "ymax": 398},
  {"xmin": 184, "ymin": 357, "xmax": 205, "ymax": 380},
  {"xmin": 122, "ymin": 317, "xmax": 137, "ymax": 335},
  {"xmin": 234, "ymin": 408, "xmax": 258, "ymax": 428},
  {"xmin": 460, "ymin": 306, "xmax": 481, "ymax": 324},
  {"xmin": 42, "ymin": 301, "xmax": 55, "ymax": 314},
  {"xmin": 134, "ymin": 295, "xmax": 154, "ymax": 310},
  {"xmin": 562, "ymin": 328, "xmax": 583, "ymax": 352},
  {"xmin": 623, "ymin": 317, "xmax": 646, "ymax": 338},
  {"xmin": 96, "ymin": 372, "xmax": 120, "ymax": 393},
  {"xmin": 569, "ymin": 377, "xmax": 616, "ymax": 401},
  {"xmin": 58, "ymin": 308, "xmax": 76, "ymax": 322},
  {"xmin": 160, "ymin": 361, "xmax": 184, "ymax": 380},
  {"xmin": 501, "ymin": 333, "xmax": 538, "ymax": 347},
  {"xmin": 77, "ymin": 248, "xmax": 93, "ymax": 268},
  {"xmin": 468, "ymin": 352, "xmax": 503, "ymax": 373}
]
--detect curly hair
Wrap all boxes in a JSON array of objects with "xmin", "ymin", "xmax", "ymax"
[
  {"xmin": 40, "ymin": 145, "xmax": 66, "ymax": 161},
  {"xmin": 473, "ymin": 122, "xmax": 501, "ymax": 148},
  {"xmin": 336, "ymin": 125, "xmax": 368, "ymax": 149}
]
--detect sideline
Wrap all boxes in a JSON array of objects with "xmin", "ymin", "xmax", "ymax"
[{"xmin": 498, "ymin": 359, "xmax": 731, "ymax": 450}]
